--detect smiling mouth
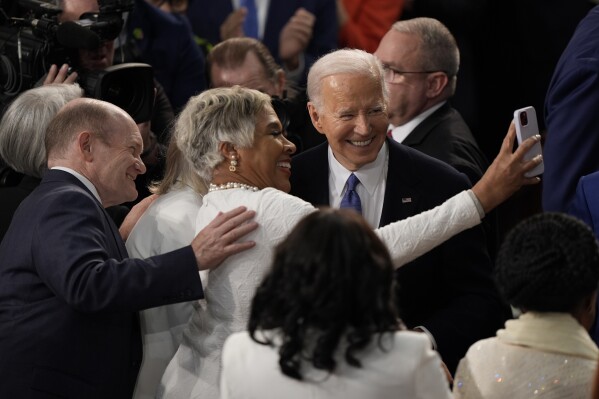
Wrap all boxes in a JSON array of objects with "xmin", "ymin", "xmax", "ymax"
[{"xmin": 348, "ymin": 138, "xmax": 373, "ymax": 147}]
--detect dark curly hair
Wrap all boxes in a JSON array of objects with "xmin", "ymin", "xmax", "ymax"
[
  {"xmin": 248, "ymin": 208, "xmax": 402, "ymax": 380},
  {"xmin": 495, "ymin": 212, "xmax": 599, "ymax": 312}
]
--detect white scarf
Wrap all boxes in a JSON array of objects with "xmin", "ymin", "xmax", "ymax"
[{"xmin": 497, "ymin": 312, "xmax": 599, "ymax": 360}]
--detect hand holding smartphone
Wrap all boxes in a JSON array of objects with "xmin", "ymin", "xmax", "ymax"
[{"xmin": 514, "ymin": 106, "xmax": 544, "ymax": 177}]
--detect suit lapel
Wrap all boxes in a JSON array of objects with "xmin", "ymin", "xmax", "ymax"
[
  {"xmin": 45, "ymin": 170, "xmax": 128, "ymax": 260},
  {"xmin": 379, "ymin": 140, "xmax": 422, "ymax": 227},
  {"xmin": 401, "ymin": 102, "xmax": 451, "ymax": 147}
]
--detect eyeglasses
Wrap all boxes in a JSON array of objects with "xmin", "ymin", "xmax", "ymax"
[{"xmin": 381, "ymin": 64, "xmax": 445, "ymax": 84}]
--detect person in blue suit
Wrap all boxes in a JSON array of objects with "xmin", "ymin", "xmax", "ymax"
[
  {"xmin": 290, "ymin": 48, "xmax": 516, "ymax": 375},
  {"xmin": 184, "ymin": 0, "xmax": 337, "ymax": 85},
  {"xmin": 126, "ymin": 0, "xmax": 207, "ymax": 111},
  {"xmin": 569, "ymin": 170, "xmax": 599, "ymax": 344},
  {"xmin": 543, "ymin": 5, "xmax": 599, "ymax": 212},
  {"xmin": 0, "ymin": 98, "xmax": 257, "ymax": 398}
]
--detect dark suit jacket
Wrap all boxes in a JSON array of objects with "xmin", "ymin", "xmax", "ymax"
[
  {"xmin": 0, "ymin": 170, "xmax": 203, "ymax": 398},
  {"xmin": 127, "ymin": 0, "xmax": 207, "ymax": 112},
  {"xmin": 543, "ymin": 5, "xmax": 599, "ymax": 212},
  {"xmin": 290, "ymin": 139, "xmax": 508, "ymax": 374},
  {"xmin": 402, "ymin": 102, "xmax": 499, "ymax": 256},
  {"xmin": 185, "ymin": 0, "xmax": 337, "ymax": 82},
  {"xmin": 402, "ymin": 102, "xmax": 488, "ymax": 186},
  {"xmin": 0, "ymin": 173, "xmax": 37, "ymax": 243},
  {"xmin": 568, "ymin": 170, "xmax": 599, "ymax": 344}
]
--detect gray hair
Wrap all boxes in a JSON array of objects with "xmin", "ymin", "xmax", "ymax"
[
  {"xmin": 307, "ymin": 49, "xmax": 388, "ymax": 111},
  {"xmin": 0, "ymin": 84, "xmax": 83, "ymax": 177},
  {"xmin": 390, "ymin": 17, "xmax": 460, "ymax": 94},
  {"xmin": 176, "ymin": 86, "xmax": 272, "ymax": 182}
]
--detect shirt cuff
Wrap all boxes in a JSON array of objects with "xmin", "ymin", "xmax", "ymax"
[
  {"xmin": 466, "ymin": 189, "xmax": 485, "ymax": 219},
  {"xmin": 414, "ymin": 325, "xmax": 438, "ymax": 351}
]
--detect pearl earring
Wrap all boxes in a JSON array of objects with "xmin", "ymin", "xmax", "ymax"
[{"xmin": 229, "ymin": 155, "xmax": 238, "ymax": 172}]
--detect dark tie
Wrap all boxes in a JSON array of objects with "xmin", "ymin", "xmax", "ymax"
[
  {"xmin": 241, "ymin": 0, "xmax": 259, "ymax": 39},
  {"xmin": 387, "ymin": 129, "xmax": 393, "ymax": 138},
  {"xmin": 340, "ymin": 173, "xmax": 362, "ymax": 214}
]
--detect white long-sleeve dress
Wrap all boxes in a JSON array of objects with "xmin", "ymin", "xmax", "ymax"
[{"xmin": 157, "ymin": 187, "xmax": 481, "ymax": 399}]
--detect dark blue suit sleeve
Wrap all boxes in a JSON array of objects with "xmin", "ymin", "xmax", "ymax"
[
  {"xmin": 32, "ymin": 189, "xmax": 203, "ymax": 313},
  {"xmin": 543, "ymin": 7, "xmax": 599, "ymax": 212}
]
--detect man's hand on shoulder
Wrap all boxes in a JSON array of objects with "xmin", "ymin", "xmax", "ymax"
[{"xmin": 192, "ymin": 206, "xmax": 258, "ymax": 270}]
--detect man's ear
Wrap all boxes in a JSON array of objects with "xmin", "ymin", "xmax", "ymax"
[
  {"xmin": 307, "ymin": 102, "xmax": 326, "ymax": 135},
  {"xmin": 426, "ymin": 72, "xmax": 448, "ymax": 98},
  {"xmin": 78, "ymin": 131, "xmax": 94, "ymax": 161}
]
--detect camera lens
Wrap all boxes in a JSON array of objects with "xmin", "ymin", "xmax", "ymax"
[
  {"xmin": 519, "ymin": 111, "xmax": 528, "ymax": 126},
  {"xmin": 79, "ymin": 63, "xmax": 155, "ymax": 123}
]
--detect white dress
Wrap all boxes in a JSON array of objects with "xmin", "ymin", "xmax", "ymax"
[
  {"xmin": 158, "ymin": 187, "xmax": 481, "ymax": 399},
  {"xmin": 220, "ymin": 330, "xmax": 452, "ymax": 399},
  {"xmin": 125, "ymin": 186, "xmax": 205, "ymax": 399}
]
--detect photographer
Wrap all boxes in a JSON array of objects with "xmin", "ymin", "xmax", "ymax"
[{"xmin": 44, "ymin": 0, "xmax": 174, "ymax": 205}]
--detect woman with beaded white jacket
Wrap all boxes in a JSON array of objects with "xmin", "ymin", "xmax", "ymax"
[{"xmin": 156, "ymin": 86, "xmax": 541, "ymax": 399}]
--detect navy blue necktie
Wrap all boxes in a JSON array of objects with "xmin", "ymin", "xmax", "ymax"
[
  {"xmin": 241, "ymin": 0, "xmax": 259, "ymax": 39},
  {"xmin": 340, "ymin": 173, "xmax": 362, "ymax": 214}
]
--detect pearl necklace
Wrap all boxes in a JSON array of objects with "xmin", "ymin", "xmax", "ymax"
[{"xmin": 208, "ymin": 182, "xmax": 260, "ymax": 192}]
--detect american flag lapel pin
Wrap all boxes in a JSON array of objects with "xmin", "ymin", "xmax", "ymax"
[{"xmin": 402, "ymin": 197, "xmax": 412, "ymax": 203}]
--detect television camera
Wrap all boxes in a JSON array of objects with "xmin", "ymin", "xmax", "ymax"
[{"xmin": 0, "ymin": 0, "xmax": 154, "ymax": 123}]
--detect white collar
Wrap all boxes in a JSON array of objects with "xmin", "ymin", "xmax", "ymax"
[
  {"xmin": 389, "ymin": 101, "xmax": 446, "ymax": 143},
  {"xmin": 51, "ymin": 166, "xmax": 102, "ymax": 204}
]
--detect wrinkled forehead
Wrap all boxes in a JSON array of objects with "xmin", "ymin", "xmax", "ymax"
[{"xmin": 321, "ymin": 74, "xmax": 386, "ymax": 107}]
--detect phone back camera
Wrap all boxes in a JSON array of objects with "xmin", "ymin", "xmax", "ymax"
[{"xmin": 519, "ymin": 111, "xmax": 528, "ymax": 126}]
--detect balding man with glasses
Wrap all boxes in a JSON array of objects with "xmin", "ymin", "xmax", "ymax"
[
  {"xmin": 375, "ymin": 18, "xmax": 488, "ymax": 187},
  {"xmin": 374, "ymin": 18, "xmax": 500, "ymax": 261}
]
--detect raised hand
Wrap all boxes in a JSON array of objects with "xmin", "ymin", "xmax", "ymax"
[
  {"xmin": 220, "ymin": 8, "xmax": 247, "ymax": 41},
  {"xmin": 43, "ymin": 64, "xmax": 78, "ymax": 85},
  {"xmin": 279, "ymin": 8, "xmax": 315, "ymax": 70},
  {"xmin": 472, "ymin": 121, "xmax": 543, "ymax": 213}
]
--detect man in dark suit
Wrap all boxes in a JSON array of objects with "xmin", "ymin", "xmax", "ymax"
[
  {"xmin": 374, "ymin": 18, "xmax": 498, "ymax": 256},
  {"xmin": 374, "ymin": 18, "xmax": 488, "ymax": 186},
  {"xmin": 543, "ymin": 5, "xmax": 599, "ymax": 213},
  {"xmin": 0, "ymin": 98, "xmax": 257, "ymax": 398},
  {"xmin": 569, "ymin": 169, "xmax": 599, "ymax": 346},
  {"xmin": 290, "ymin": 48, "xmax": 507, "ymax": 375},
  {"xmin": 184, "ymin": 0, "xmax": 337, "ymax": 84}
]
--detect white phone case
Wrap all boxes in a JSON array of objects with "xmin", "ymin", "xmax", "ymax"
[{"xmin": 514, "ymin": 106, "xmax": 544, "ymax": 177}]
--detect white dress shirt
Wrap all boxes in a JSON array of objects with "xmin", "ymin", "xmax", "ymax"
[{"xmin": 388, "ymin": 101, "xmax": 446, "ymax": 143}]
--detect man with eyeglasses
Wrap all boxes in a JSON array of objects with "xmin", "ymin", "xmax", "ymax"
[
  {"xmin": 374, "ymin": 17, "xmax": 500, "ymax": 261},
  {"xmin": 374, "ymin": 18, "xmax": 488, "ymax": 187}
]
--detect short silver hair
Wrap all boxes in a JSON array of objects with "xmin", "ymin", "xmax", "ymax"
[
  {"xmin": 390, "ymin": 17, "xmax": 459, "ymax": 94},
  {"xmin": 0, "ymin": 84, "xmax": 83, "ymax": 177},
  {"xmin": 307, "ymin": 49, "xmax": 388, "ymax": 111},
  {"xmin": 176, "ymin": 86, "xmax": 272, "ymax": 182}
]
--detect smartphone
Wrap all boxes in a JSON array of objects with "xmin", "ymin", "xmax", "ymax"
[{"xmin": 513, "ymin": 106, "xmax": 544, "ymax": 177}]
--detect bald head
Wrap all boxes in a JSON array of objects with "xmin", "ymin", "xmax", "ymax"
[
  {"xmin": 46, "ymin": 98, "xmax": 135, "ymax": 162},
  {"xmin": 46, "ymin": 98, "xmax": 146, "ymax": 207}
]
